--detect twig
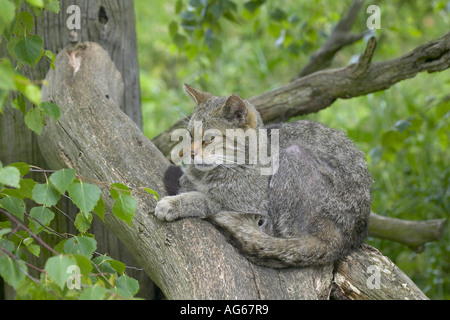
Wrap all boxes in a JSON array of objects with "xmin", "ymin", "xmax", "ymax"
[
  {"xmin": 0, "ymin": 208, "xmax": 59, "ymax": 255},
  {"xmin": 296, "ymin": 0, "xmax": 369, "ymax": 78}
]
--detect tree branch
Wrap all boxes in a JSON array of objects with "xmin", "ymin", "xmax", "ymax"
[
  {"xmin": 297, "ymin": 0, "xmax": 369, "ymax": 78},
  {"xmin": 152, "ymin": 32, "xmax": 450, "ymax": 157},
  {"xmin": 368, "ymin": 212, "xmax": 446, "ymax": 251}
]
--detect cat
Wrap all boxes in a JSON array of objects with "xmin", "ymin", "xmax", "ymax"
[{"xmin": 154, "ymin": 84, "xmax": 373, "ymax": 268}]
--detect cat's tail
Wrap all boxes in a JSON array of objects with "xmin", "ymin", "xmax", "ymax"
[{"xmin": 208, "ymin": 212, "xmax": 348, "ymax": 268}]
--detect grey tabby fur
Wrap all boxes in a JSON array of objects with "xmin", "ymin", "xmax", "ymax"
[{"xmin": 154, "ymin": 84, "xmax": 373, "ymax": 268}]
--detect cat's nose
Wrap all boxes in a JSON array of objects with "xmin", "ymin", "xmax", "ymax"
[{"xmin": 190, "ymin": 150, "xmax": 196, "ymax": 159}]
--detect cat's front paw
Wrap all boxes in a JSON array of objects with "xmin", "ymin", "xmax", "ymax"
[{"xmin": 154, "ymin": 196, "xmax": 180, "ymax": 222}]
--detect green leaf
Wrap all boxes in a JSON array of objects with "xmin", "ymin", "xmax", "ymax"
[
  {"xmin": 14, "ymin": 35, "xmax": 44, "ymax": 66},
  {"xmin": 109, "ymin": 259, "xmax": 126, "ymax": 275},
  {"xmin": 49, "ymin": 168, "xmax": 76, "ymax": 194},
  {"xmin": 26, "ymin": 0, "xmax": 44, "ymax": 8},
  {"xmin": 24, "ymin": 107, "xmax": 44, "ymax": 135},
  {"xmin": 0, "ymin": 254, "xmax": 27, "ymax": 289},
  {"xmin": 79, "ymin": 285, "xmax": 107, "ymax": 300},
  {"xmin": 74, "ymin": 211, "xmax": 92, "ymax": 233},
  {"xmin": 23, "ymin": 237, "xmax": 40, "ymax": 257},
  {"xmin": 173, "ymin": 33, "xmax": 187, "ymax": 50},
  {"xmin": 0, "ymin": 227, "xmax": 11, "ymax": 237},
  {"xmin": 44, "ymin": 50, "xmax": 56, "ymax": 69},
  {"xmin": 168, "ymin": 20, "xmax": 178, "ymax": 38},
  {"xmin": 19, "ymin": 11, "xmax": 34, "ymax": 32},
  {"xmin": 0, "ymin": 196, "xmax": 26, "ymax": 221},
  {"xmin": 2, "ymin": 178, "xmax": 36, "ymax": 199},
  {"xmin": 40, "ymin": 101, "xmax": 60, "ymax": 123},
  {"xmin": 112, "ymin": 194, "xmax": 136, "ymax": 226},
  {"xmin": 394, "ymin": 120, "xmax": 412, "ymax": 133},
  {"xmin": 63, "ymin": 236, "xmax": 97, "ymax": 259},
  {"xmin": 0, "ymin": 0, "xmax": 15, "ymax": 35},
  {"xmin": 44, "ymin": 255, "xmax": 76, "ymax": 290},
  {"xmin": 28, "ymin": 206, "xmax": 55, "ymax": 234},
  {"xmin": 92, "ymin": 255, "xmax": 117, "ymax": 274},
  {"xmin": 8, "ymin": 162, "xmax": 30, "ymax": 176},
  {"xmin": 24, "ymin": 83, "xmax": 42, "ymax": 105},
  {"xmin": 92, "ymin": 197, "xmax": 105, "ymax": 221},
  {"xmin": 44, "ymin": 0, "xmax": 60, "ymax": 13},
  {"xmin": 12, "ymin": 93, "xmax": 27, "ymax": 115},
  {"xmin": 72, "ymin": 254, "xmax": 93, "ymax": 276},
  {"xmin": 144, "ymin": 187, "xmax": 159, "ymax": 200},
  {"xmin": 67, "ymin": 181, "xmax": 102, "ymax": 218},
  {"xmin": 0, "ymin": 165, "xmax": 20, "ymax": 188},
  {"xmin": 110, "ymin": 183, "xmax": 131, "ymax": 199},
  {"xmin": 31, "ymin": 182, "xmax": 61, "ymax": 207},
  {"xmin": 114, "ymin": 274, "xmax": 139, "ymax": 297},
  {"xmin": 0, "ymin": 59, "xmax": 15, "ymax": 91}
]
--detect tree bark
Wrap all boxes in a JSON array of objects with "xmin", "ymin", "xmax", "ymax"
[
  {"xmin": 36, "ymin": 40, "xmax": 428, "ymax": 300},
  {"xmin": 333, "ymin": 244, "xmax": 429, "ymax": 300}
]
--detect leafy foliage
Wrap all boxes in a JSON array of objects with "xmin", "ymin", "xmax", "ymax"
[
  {"xmin": 0, "ymin": 1, "xmax": 159, "ymax": 300},
  {"xmin": 0, "ymin": 161, "xmax": 158, "ymax": 299}
]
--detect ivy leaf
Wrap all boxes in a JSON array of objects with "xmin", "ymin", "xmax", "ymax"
[
  {"xmin": 14, "ymin": 35, "xmax": 44, "ymax": 67},
  {"xmin": 67, "ymin": 181, "xmax": 102, "ymax": 218},
  {"xmin": 24, "ymin": 107, "xmax": 44, "ymax": 135},
  {"xmin": 0, "ymin": 165, "xmax": 20, "ymax": 188},
  {"xmin": 44, "ymin": 255, "xmax": 76, "ymax": 290},
  {"xmin": 49, "ymin": 168, "xmax": 76, "ymax": 194},
  {"xmin": 32, "ymin": 182, "xmax": 61, "ymax": 207}
]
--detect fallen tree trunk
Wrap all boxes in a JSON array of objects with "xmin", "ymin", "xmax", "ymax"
[{"xmin": 37, "ymin": 41, "xmax": 428, "ymax": 300}]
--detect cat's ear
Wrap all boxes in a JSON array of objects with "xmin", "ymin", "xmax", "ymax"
[
  {"xmin": 184, "ymin": 84, "xmax": 214, "ymax": 107},
  {"xmin": 221, "ymin": 94, "xmax": 248, "ymax": 125}
]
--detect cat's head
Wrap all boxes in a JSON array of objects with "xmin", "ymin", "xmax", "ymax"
[{"xmin": 182, "ymin": 84, "xmax": 264, "ymax": 171}]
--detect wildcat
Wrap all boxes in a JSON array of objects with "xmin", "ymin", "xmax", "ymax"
[{"xmin": 154, "ymin": 84, "xmax": 373, "ymax": 268}]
